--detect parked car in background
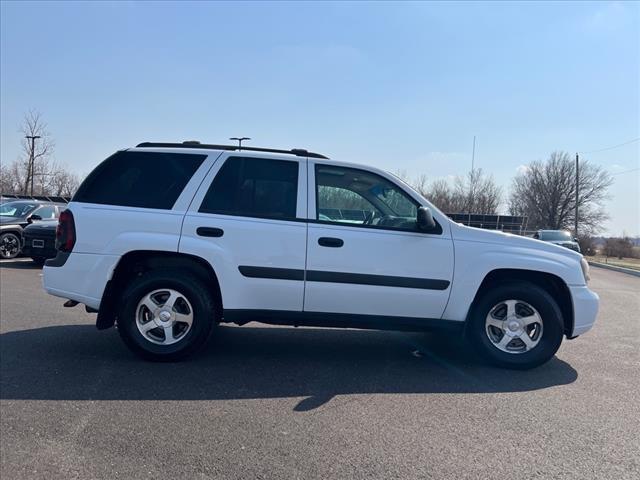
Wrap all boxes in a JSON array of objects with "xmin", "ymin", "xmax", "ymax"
[
  {"xmin": 0, "ymin": 200, "xmax": 66, "ymax": 259},
  {"xmin": 21, "ymin": 219, "xmax": 59, "ymax": 265},
  {"xmin": 43, "ymin": 142, "xmax": 598, "ymax": 369},
  {"xmin": 533, "ymin": 230, "xmax": 581, "ymax": 253}
]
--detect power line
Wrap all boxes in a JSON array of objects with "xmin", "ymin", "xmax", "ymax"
[
  {"xmin": 580, "ymin": 137, "xmax": 640, "ymax": 154},
  {"xmin": 610, "ymin": 167, "xmax": 640, "ymax": 176}
]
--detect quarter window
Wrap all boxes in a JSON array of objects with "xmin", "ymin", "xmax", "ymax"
[
  {"xmin": 199, "ymin": 157, "xmax": 299, "ymax": 220},
  {"xmin": 315, "ymin": 164, "xmax": 419, "ymax": 230},
  {"xmin": 73, "ymin": 151, "xmax": 206, "ymax": 209}
]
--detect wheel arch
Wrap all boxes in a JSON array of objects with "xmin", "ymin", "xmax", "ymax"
[
  {"xmin": 467, "ymin": 268, "xmax": 574, "ymax": 337},
  {"xmin": 96, "ymin": 250, "xmax": 222, "ymax": 330}
]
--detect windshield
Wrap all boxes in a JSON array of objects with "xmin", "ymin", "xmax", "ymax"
[
  {"xmin": 539, "ymin": 231, "xmax": 572, "ymax": 241},
  {"xmin": 0, "ymin": 202, "xmax": 38, "ymax": 217}
]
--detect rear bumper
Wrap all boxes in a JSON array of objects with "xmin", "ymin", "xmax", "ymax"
[
  {"xmin": 569, "ymin": 285, "xmax": 599, "ymax": 336},
  {"xmin": 43, "ymin": 252, "xmax": 120, "ymax": 310}
]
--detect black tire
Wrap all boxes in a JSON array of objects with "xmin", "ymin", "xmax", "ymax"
[
  {"xmin": 117, "ymin": 269, "xmax": 217, "ymax": 361},
  {"xmin": 0, "ymin": 232, "xmax": 21, "ymax": 259},
  {"xmin": 466, "ymin": 282, "xmax": 564, "ymax": 370},
  {"xmin": 31, "ymin": 257, "xmax": 46, "ymax": 266}
]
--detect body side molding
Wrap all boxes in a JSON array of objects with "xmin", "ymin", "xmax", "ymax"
[{"xmin": 238, "ymin": 265, "xmax": 450, "ymax": 290}]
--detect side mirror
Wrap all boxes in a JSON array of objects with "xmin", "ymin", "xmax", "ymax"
[
  {"xmin": 28, "ymin": 214, "xmax": 42, "ymax": 223},
  {"xmin": 573, "ymin": 237, "xmax": 578, "ymax": 242},
  {"xmin": 417, "ymin": 206, "xmax": 436, "ymax": 232}
]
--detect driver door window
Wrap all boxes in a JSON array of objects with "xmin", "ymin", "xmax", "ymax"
[
  {"xmin": 34, "ymin": 206, "xmax": 57, "ymax": 219},
  {"xmin": 315, "ymin": 164, "xmax": 418, "ymax": 231},
  {"xmin": 317, "ymin": 186, "xmax": 379, "ymax": 224}
]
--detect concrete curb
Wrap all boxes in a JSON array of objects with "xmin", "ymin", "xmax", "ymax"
[{"xmin": 588, "ymin": 261, "xmax": 640, "ymax": 278}]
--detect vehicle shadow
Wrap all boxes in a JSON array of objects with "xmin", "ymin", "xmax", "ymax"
[
  {"xmin": 0, "ymin": 259, "xmax": 40, "ymax": 269},
  {"xmin": 0, "ymin": 324, "xmax": 578, "ymax": 411}
]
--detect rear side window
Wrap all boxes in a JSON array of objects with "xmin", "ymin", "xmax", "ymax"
[
  {"xmin": 199, "ymin": 156, "xmax": 298, "ymax": 220},
  {"xmin": 73, "ymin": 151, "xmax": 206, "ymax": 209}
]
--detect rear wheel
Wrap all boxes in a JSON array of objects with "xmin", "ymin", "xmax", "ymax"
[
  {"xmin": 0, "ymin": 232, "xmax": 21, "ymax": 259},
  {"xmin": 117, "ymin": 269, "xmax": 217, "ymax": 361},
  {"xmin": 467, "ymin": 282, "xmax": 564, "ymax": 369}
]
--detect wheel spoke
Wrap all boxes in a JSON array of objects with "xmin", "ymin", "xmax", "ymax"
[
  {"xmin": 504, "ymin": 300, "xmax": 518, "ymax": 318},
  {"xmin": 497, "ymin": 335, "xmax": 511, "ymax": 349},
  {"xmin": 486, "ymin": 317, "xmax": 504, "ymax": 329},
  {"xmin": 522, "ymin": 312, "xmax": 541, "ymax": 326},
  {"xmin": 163, "ymin": 291, "xmax": 179, "ymax": 310},
  {"xmin": 140, "ymin": 320, "xmax": 159, "ymax": 333},
  {"xmin": 141, "ymin": 295, "xmax": 158, "ymax": 313},
  {"xmin": 174, "ymin": 311, "xmax": 193, "ymax": 326},
  {"xmin": 519, "ymin": 332, "xmax": 535, "ymax": 350},
  {"xmin": 163, "ymin": 325, "xmax": 175, "ymax": 343}
]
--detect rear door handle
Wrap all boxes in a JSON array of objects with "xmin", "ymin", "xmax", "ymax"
[
  {"xmin": 318, "ymin": 237, "xmax": 344, "ymax": 248},
  {"xmin": 197, "ymin": 227, "xmax": 224, "ymax": 238}
]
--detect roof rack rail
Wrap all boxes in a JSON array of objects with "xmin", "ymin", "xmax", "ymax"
[{"xmin": 135, "ymin": 142, "xmax": 329, "ymax": 159}]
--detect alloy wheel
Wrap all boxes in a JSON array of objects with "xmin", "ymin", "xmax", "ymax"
[
  {"xmin": 0, "ymin": 233, "xmax": 21, "ymax": 259},
  {"xmin": 135, "ymin": 288, "xmax": 194, "ymax": 345},
  {"xmin": 485, "ymin": 299, "xmax": 544, "ymax": 354}
]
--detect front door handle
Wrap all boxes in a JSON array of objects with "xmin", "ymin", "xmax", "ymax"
[
  {"xmin": 197, "ymin": 227, "xmax": 224, "ymax": 238},
  {"xmin": 318, "ymin": 237, "xmax": 344, "ymax": 248}
]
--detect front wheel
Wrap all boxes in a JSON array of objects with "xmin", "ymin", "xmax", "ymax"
[
  {"xmin": 117, "ymin": 269, "xmax": 217, "ymax": 361},
  {"xmin": 0, "ymin": 232, "xmax": 21, "ymax": 259},
  {"xmin": 466, "ymin": 282, "xmax": 564, "ymax": 370}
]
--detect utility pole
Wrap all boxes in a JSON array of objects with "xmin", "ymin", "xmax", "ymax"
[
  {"xmin": 575, "ymin": 152, "xmax": 579, "ymax": 238},
  {"xmin": 471, "ymin": 135, "xmax": 476, "ymax": 172},
  {"xmin": 468, "ymin": 135, "xmax": 476, "ymax": 226},
  {"xmin": 25, "ymin": 135, "xmax": 41, "ymax": 196},
  {"xmin": 229, "ymin": 137, "xmax": 250, "ymax": 150}
]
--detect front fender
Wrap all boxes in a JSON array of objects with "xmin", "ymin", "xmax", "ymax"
[{"xmin": 443, "ymin": 239, "xmax": 584, "ymax": 322}]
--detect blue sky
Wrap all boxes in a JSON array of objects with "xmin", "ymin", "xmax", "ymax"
[{"xmin": 1, "ymin": 1, "xmax": 638, "ymax": 235}]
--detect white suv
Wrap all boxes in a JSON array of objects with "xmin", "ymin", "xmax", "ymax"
[{"xmin": 43, "ymin": 142, "xmax": 599, "ymax": 369}]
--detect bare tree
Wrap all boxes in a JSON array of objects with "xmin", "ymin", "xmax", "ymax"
[
  {"xmin": 604, "ymin": 237, "xmax": 633, "ymax": 259},
  {"xmin": 410, "ymin": 169, "xmax": 501, "ymax": 214},
  {"xmin": 0, "ymin": 161, "xmax": 23, "ymax": 194},
  {"xmin": 453, "ymin": 168, "xmax": 502, "ymax": 214},
  {"xmin": 48, "ymin": 167, "xmax": 81, "ymax": 197},
  {"xmin": 508, "ymin": 151, "xmax": 612, "ymax": 236},
  {"xmin": 423, "ymin": 178, "xmax": 461, "ymax": 213},
  {"xmin": 0, "ymin": 111, "xmax": 81, "ymax": 197}
]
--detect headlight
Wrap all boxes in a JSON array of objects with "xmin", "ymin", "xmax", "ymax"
[{"xmin": 580, "ymin": 257, "xmax": 590, "ymax": 283}]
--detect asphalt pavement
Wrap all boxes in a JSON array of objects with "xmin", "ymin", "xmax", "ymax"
[{"xmin": 1, "ymin": 259, "xmax": 638, "ymax": 479}]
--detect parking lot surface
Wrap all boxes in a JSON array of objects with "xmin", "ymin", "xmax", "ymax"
[{"xmin": 1, "ymin": 259, "xmax": 639, "ymax": 479}]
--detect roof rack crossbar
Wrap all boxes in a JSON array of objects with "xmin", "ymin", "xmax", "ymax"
[{"xmin": 135, "ymin": 142, "xmax": 329, "ymax": 159}]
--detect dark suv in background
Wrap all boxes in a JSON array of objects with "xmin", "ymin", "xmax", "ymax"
[
  {"xmin": 0, "ymin": 200, "xmax": 66, "ymax": 259},
  {"xmin": 533, "ymin": 230, "xmax": 581, "ymax": 253}
]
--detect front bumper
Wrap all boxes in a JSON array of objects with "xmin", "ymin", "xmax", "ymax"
[{"xmin": 569, "ymin": 285, "xmax": 599, "ymax": 336}]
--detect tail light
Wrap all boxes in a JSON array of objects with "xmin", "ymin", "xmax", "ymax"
[{"xmin": 56, "ymin": 210, "xmax": 76, "ymax": 252}]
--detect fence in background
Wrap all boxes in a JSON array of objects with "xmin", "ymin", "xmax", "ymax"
[
  {"xmin": 0, "ymin": 194, "xmax": 71, "ymax": 203},
  {"xmin": 446, "ymin": 213, "xmax": 529, "ymax": 235},
  {"xmin": 319, "ymin": 208, "xmax": 529, "ymax": 235}
]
